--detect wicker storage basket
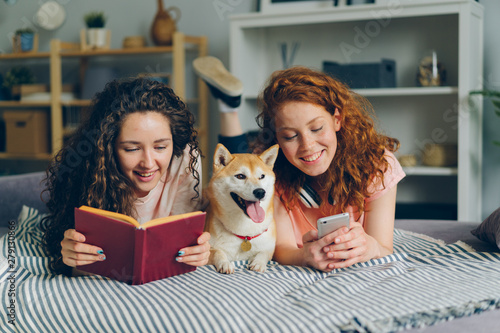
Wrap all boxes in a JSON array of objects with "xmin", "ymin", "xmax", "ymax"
[
  {"xmin": 422, "ymin": 143, "xmax": 457, "ymax": 167},
  {"xmin": 122, "ymin": 36, "xmax": 146, "ymax": 49}
]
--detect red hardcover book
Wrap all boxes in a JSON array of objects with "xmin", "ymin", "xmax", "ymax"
[{"xmin": 75, "ymin": 206, "xmax": 206, "ymax": 285}]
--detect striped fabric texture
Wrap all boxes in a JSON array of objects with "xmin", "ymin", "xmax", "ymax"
[{"xmin": 1, "ymin": 206, "xmax": 500, "ymax": 333}]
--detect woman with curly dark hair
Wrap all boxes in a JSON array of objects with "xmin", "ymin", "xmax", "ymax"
[
  {"xmin": 42, "ymin": 78, "xmax": 210, "ymax": 276},
  {"xmin": 253, "ymin": 66, "xmax": 405, "ymax": 272}
]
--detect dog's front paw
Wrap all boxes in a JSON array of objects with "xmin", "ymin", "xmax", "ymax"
[
  {"xmin": 249, "ymin": 252, "xmax": 273, "ymax": 273},
  {"xmin": 216, "ymin": 261, "xmax": 235, "ymax": 274},
  {"xmin": 249, "ymin": 260, "xmax": 268, "ymax": 273},
  {"xmin": 210, "ymin": 249, "xmax": 235, "ymax": 274}
]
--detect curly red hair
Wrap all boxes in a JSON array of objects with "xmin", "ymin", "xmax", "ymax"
[{"xmin": 255, "ymin": 66, "xmax": 399, "ymax": 214}]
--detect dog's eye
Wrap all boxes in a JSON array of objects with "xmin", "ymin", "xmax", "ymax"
[
  {"xmin": 259, "ymin": 174, "xmax": 265, "ymax": 180},
  {"xmin": 235, "ymin": 174, "xmax": 246, "ymax": 180}
]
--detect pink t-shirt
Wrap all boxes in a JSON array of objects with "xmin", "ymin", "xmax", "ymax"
[
  {"xmin": 134, "ymin": 146, "xmax": 205, "ymax": 224},
  {"xmin": 277, "ymin": 150, "xmax": 405, "ymax": 247}
]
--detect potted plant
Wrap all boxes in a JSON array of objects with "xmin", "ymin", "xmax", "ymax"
[
  {"xmin": 0, "ymin": 73, "xmax": 7, "ymax": 101},
  {"xmin": 83, "ymin": 11, "xmax": 108, "ymax": 49},
  {"xmin": 2, "ymin": 66, "xmax": 35, "ymax": 100},
  {"xmin": 470, "ymin": 90, "xmax": 500, "ymax": 146},
  {"xmin": 13, "ymin": 27, "xmax": 36, "ymax": 52}
]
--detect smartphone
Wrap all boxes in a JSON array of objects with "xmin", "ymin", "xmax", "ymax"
[{"xmin": 317, "ymin": 213, "xmax": 350, "ymax": 239}]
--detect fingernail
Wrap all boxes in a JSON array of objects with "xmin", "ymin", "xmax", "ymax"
[
  {"xmin": 178, "ymin": 250, "xmax": 185, "ymax": 256},
  {"xmin": 97, "ymin": 250, "xmax": 104, "ymax": 255},
  {"xmin": 175, "ymin": 257, "xmax": 182, "ymax": 262},
  {"xmin": 99, "ymin": 255, "xmax": 106, "ymax": 261}
]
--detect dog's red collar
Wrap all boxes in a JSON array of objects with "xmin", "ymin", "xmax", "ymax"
[{"xmin": 233, "ymin": 229, "xmax": 268, "ymax": 241}]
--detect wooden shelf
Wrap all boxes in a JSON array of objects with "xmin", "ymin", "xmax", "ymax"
[
  {"xmin": 59, "ymin": 36, "xmax": 205, "ymax": 58},
  {"xmin": 60, "ymin": 46, "xmax": 175, "ymax": 58},
  {"xmin": 0, "ymin": 101, "xmax": 51, "ymax": 107},
  {"xmin": 0, "ymin": 52, "xmax": 50, "ymax": 60},
  {"xmin": 61, "ymin": 99, "xmax": 92, "ymax": 107},
  {"xmin": 0, "ymin": 152, "xmax": 52, "ymax": 160},
  {"xmin": 0, "ymin": 35, "xmax": 205, "ymax": 59},
  {"xmin": 0, "ymin": 100, "xmax": 91, "ymax": 108}
]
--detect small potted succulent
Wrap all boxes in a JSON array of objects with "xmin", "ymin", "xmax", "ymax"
[
  {"xmin": 0, "ymin": 73, "xmax": 7, "ymax": 101},
  {"xmin": 84, "ymin": 11, "xmax": 108, "ymax": 49},
  {"xmin": 13, "ymin": 27, "xmax": 36, "ymax": 52},
  {"xmin": 2, "ymin": 66, "xmax": 35, "ymax": 100}
]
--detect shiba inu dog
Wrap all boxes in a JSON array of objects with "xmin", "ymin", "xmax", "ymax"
[{"xmin": 205, "ymin": 143, "xmax": 279, "ymax": 274}]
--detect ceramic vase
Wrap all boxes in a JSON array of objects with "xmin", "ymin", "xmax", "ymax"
[{"xmin": 150, "ymin": 0, "xmax": 181, "ymax": 46}]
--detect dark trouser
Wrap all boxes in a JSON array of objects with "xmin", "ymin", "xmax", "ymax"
[{"xmin": 218, "ymin": 134, "xmax": 249, "ymax": 154}]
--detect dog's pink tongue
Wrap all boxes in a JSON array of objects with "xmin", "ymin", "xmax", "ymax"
[{"xmin": 246, "ymin": 201, "xmax": 265, "ymax": 223}]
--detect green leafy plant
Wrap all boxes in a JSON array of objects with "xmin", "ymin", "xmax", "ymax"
[
  {"xmin": 84, "ymin": 11, "xmax": 107, "ymax": 28},
  {"xmin": 2, "ymin": 66, "xmax": 35, "ymax": 89},
  {"xmin": 470, "ymin": 90, "xmax": 500, "ymax": 146},
  {"xmin": 15, "ymin": 27, "xmax": 35, "ymax": 35}
]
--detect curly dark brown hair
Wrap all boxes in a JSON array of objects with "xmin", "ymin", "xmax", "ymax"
[
  {"xmin": 255, "ymin": 66, "xmax": 399, "ymax": 214},
  {"xmin": 41, "ymin": 78, "xmax": 201, "ymax": 275}
]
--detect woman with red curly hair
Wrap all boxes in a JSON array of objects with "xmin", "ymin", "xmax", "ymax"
[{"xmin": 254, "ymin": 66, "xmax": 405, "ymax": 272}]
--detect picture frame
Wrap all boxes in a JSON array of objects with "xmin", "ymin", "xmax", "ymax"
[{"xmin": 259, "ymin": 0, "xmax": 340, "ymax": 14}]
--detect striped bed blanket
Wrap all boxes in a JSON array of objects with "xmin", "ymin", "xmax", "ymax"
[{"xmin": 1, "ymin": 206, "xmax": 500, "ymax": 332}]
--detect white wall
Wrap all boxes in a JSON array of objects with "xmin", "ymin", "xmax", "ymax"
[
  {"xmin": 0, "ymin": 1, "xmax": 256, "ymax": 56},
  {"xmin": 480, "ymin": 0, "xmax": 500, "ymax": 219},
  {"xmin": 0, "ymin": 0, "xmax": 498, "ymax": 219}
]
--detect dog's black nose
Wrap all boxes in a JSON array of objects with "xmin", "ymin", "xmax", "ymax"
[{"xmin": 253, "ymin": 188, "xmax": 266, "ymax": 200}]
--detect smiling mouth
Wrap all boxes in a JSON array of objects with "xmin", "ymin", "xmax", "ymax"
[
  {"xmin": 301, "ymin": 150, "xmax": 323, "ymax": 162},
  {"xmin": 134, "ymin": 171, "xmax": 155, "ymax": 177},
  {"xmin": 230, "ymin": 192, "xmax": 265, "ymax": 223}
]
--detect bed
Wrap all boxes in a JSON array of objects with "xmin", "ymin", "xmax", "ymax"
[{"xmin": 1, "ymin": 172, "xmax": 499, "ymax": 332}]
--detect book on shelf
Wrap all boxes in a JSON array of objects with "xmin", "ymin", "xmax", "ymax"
[{"xmin": 75, "ymin": 205, "xmax": 206, "ymax": 285}]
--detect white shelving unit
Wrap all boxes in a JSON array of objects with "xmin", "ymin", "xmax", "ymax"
[{"xmin": 230, "ymin": 0, "xmax": 483, "ymax": 221}]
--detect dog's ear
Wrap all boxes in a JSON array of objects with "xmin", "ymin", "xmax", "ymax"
[
  {"xmin": 213, "ymin": 143, "xmax": 233, "ymax": 172},
  {"xmin": 259, "ymin": 144, "xmax": 279, "ymax": 169}
]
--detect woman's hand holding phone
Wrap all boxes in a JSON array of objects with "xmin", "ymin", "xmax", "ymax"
[
  {"xmin": 317, "ymin": 213, "xmax": 350, "ymax": 239},
  {"xmin": 320, "ymin": 219, "xmax": 379, "ymax": 270}
]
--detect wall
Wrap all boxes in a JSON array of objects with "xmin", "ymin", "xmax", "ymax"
[
  {"xmin": 0, "ymin": 0, "xmax": 498, "ymax": 219},
  {"xmin": 0, "ymin": 1, "xmax": 256, "ymax": 56},
  {"xmin": 480, "ymin": 0, "xmax": 500, "ymax": 219}
]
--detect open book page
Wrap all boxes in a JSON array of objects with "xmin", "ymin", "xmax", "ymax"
[
  {"xmin": 78, "ymin": 206, "xmax": 204, "ymax": 229},
  {"xmin": 78, "ymin": 205, "xmax": 140, "ymax": 227},
  {"xmin": 142, "ymin": 211, "xmax": 204, "ymax": 228}
]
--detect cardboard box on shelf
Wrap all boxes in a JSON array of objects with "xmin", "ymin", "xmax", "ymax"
[
  {"xmin": 19, "ymin": 84, "xmax": 76, "ymax": 102},
  {"xmin": 4, "ymin": 110, "xmax": 49, "ymax": 154}
]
